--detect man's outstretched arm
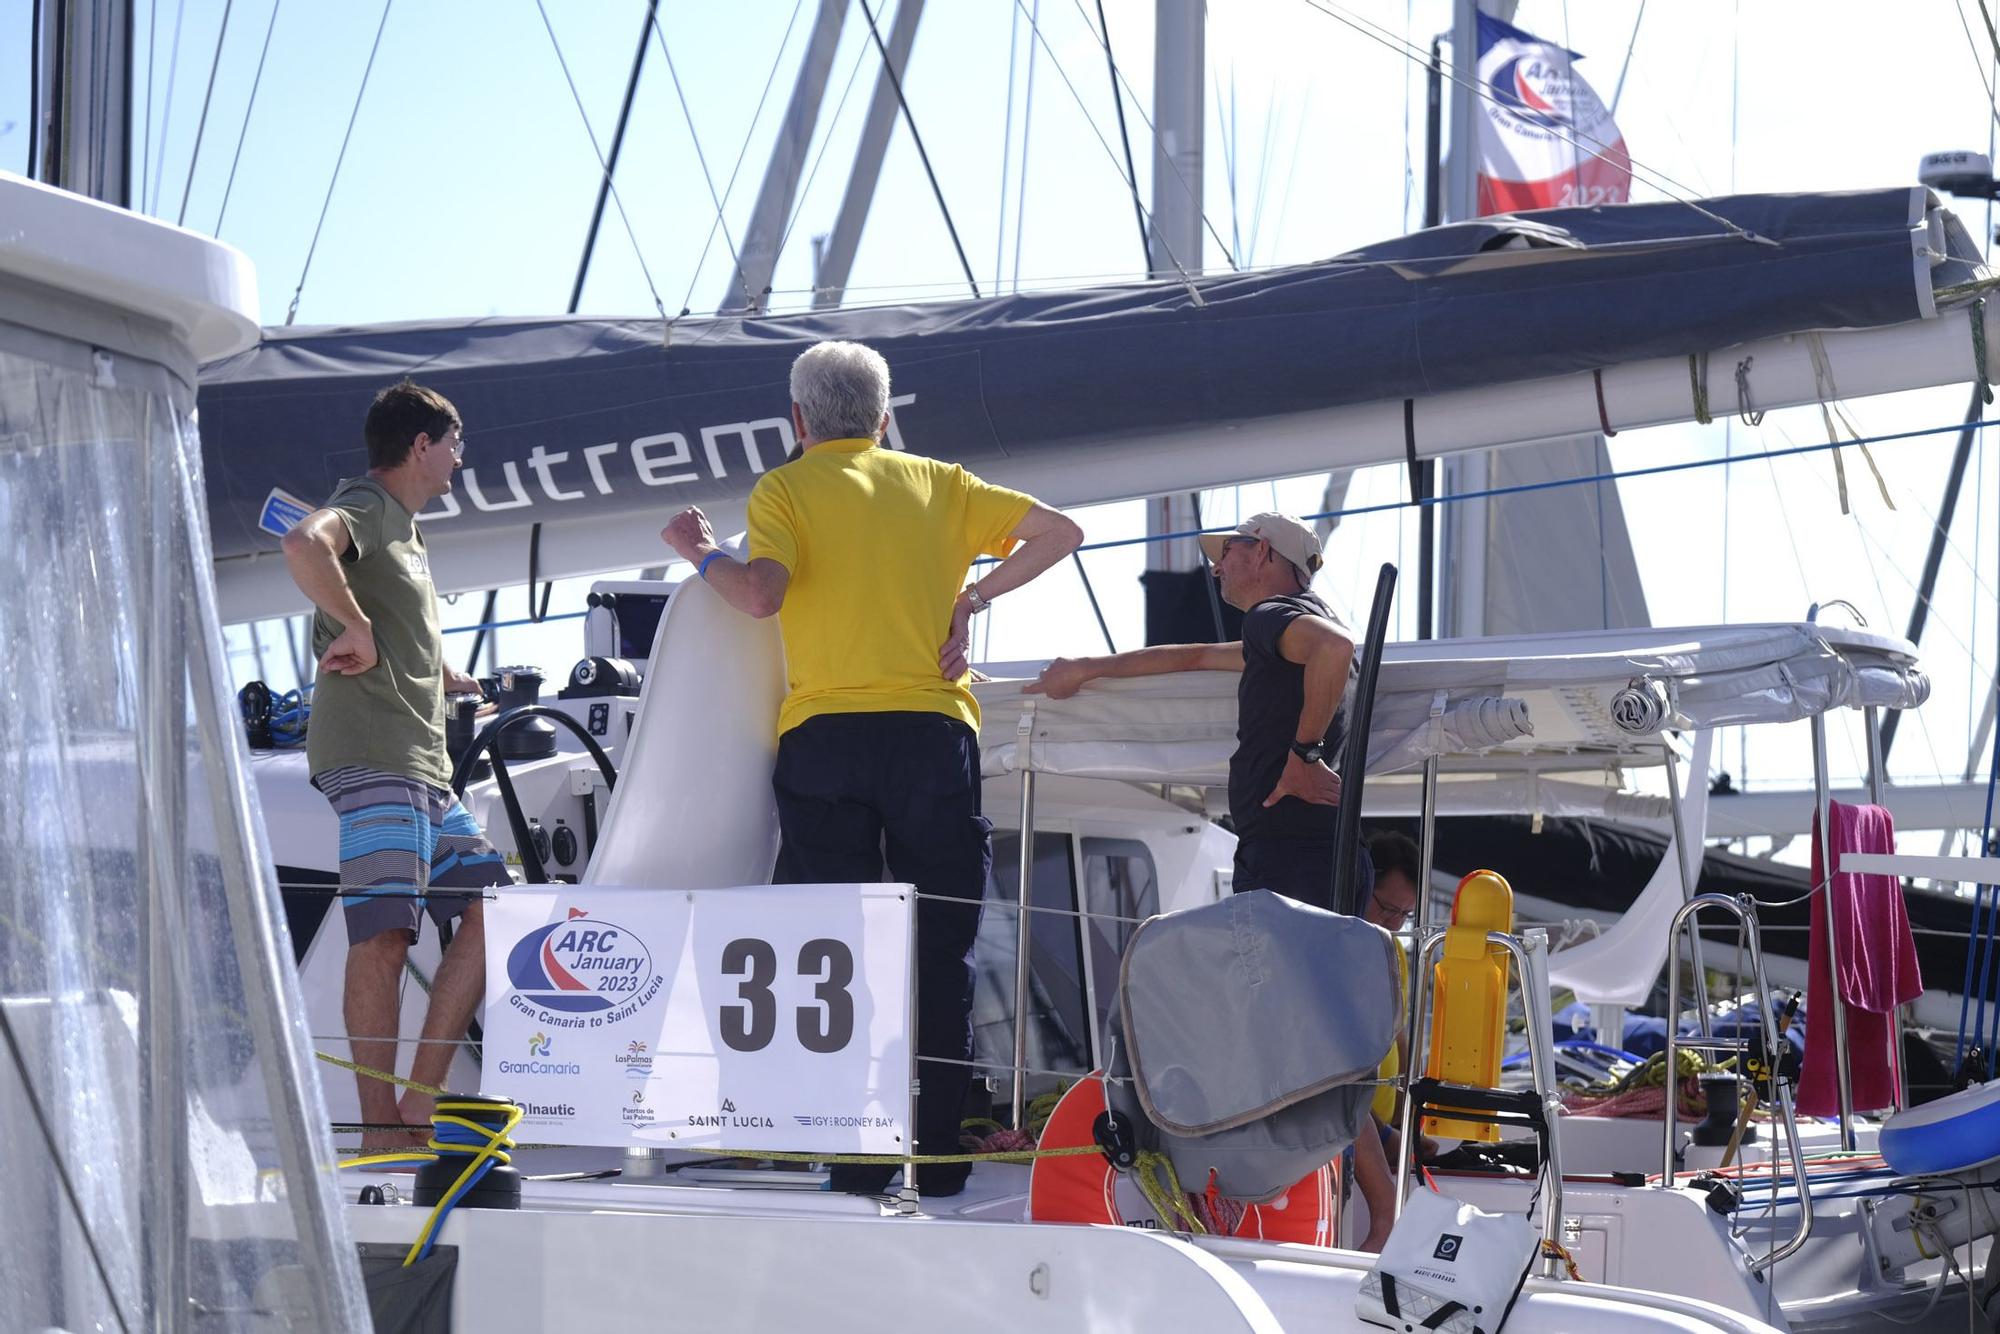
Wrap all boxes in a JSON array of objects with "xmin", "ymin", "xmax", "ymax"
[{"xmin": 1025, "ymin": 641, "xmax": 1244, "ymax": 699}]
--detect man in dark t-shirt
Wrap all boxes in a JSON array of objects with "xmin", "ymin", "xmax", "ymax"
[
  {"xmin": 1026, "ymin": 511, "xmax": 1363, "ymax": 909},
  {"xmin": 1027, "ymin": 510, "xmax": 1394, "ymax": 1248}
]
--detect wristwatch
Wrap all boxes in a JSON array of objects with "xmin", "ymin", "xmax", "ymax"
[
  {"xmin": 1290, "ymin": 739, "xmax": 1327, "ymax": 764},
  {"xmin": 964, "ymin": 584, "xmax": 991, "ymax": 614}
]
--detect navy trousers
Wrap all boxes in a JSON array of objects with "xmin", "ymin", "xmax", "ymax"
[
  {"xmin": 772, "ymin": 711, "xmax": 990, "ymax": 1186},
  {"xmin": 1233, "ymin": 837, "xmax": 1374, "ymax": 915}
]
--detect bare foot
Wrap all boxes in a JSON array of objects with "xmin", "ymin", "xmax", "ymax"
[
  {"xmin": 397, "ymin": 1091, "xmax": 438, "ymax": 1137},
  {"xmin": 357, "ymin": 1123, "xmax": 431, "ymax": 1156}
]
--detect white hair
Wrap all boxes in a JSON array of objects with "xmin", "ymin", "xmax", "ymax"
[{"xmin": 789, "ymin": 341, "xmax": 891, "ymax": 441}]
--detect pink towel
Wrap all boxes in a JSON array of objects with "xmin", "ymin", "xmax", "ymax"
[{"xmin": 1797, "ymin": 801, "xmax": 1922, "ymax": 1116}]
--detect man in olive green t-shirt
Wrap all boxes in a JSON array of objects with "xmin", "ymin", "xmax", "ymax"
[{"xmin": 282, "ymin": 379, "xmax": 509, "ymax": 1151}]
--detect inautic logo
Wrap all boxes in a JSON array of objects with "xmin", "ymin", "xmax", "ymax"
[
  {"xmin": 1433, "ymin": 1233, "xmax": 1464, "ymax": 1262},
  {"xmin": 505, "ymin": 907, "xmax": 656, "ymax": 1014}
]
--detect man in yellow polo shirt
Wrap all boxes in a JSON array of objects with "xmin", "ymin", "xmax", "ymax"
[{"xmin": 661, "ymin": 339, "xmax": 1083, "ymax": 1196}]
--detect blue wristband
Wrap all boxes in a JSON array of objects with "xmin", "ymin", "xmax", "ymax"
[{"xmin": 697, "ymin": 550, "xmax": 726, "ymax": 580}]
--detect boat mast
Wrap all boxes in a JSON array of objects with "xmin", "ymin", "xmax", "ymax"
[
  {"xmin": 812, "ymin": 0, "xmax": 928, "ymax": 309},
  {"xmin": 719, "ymin": 0, "xmax": 850, "ymax": 315},
  {"xmin": 1436, "ymin": 0, "xmax": 1510, "ymax": 639},
  {"xmin": 1141, "ymin": 0, "xmax": 1213, "ymax": 644},
  {"xmin": 30, "ymin": 0, "xmax": 134, "ymax": 204}
]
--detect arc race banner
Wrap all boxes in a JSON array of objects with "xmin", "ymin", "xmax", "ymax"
[
  {"xmin": 482, "ymin": 884, "xmax": 914, "ymax": 1155},
  {"xmin": 1475, "ymin": 12, "xmax": 1632, "ymax": 215}
]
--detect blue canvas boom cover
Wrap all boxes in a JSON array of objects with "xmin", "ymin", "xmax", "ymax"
[{"xmin": 199, "ymin": 188, "xmax": 1980, "ymax": 574}]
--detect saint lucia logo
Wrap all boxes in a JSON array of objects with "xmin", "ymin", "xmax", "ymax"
[{"xmin": 506, "ymin": 907, "xmax": 655, "ymax": 1014}]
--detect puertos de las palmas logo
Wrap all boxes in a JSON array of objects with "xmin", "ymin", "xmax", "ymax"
[{"xmin": 506, "ymin": 906, "xmax": 665, "ymax": 1021}]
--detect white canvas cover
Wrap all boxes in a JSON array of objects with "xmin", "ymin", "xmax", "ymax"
[{"xmin": 975, "ymin": 622, "xmax": 1924, "ymax": 790}]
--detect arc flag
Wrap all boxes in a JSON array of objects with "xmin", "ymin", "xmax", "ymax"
[{"xmin": 1475, "ymin": 12, "xmax": 1632, "ymax": 216}]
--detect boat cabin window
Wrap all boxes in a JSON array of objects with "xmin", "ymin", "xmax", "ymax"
[
  {"xmin": 973, "ymin": 833, "xmax": 1089, "ymax": 1105},
  {"xmin": 1079, "ymin": 836, "xmax": 1159, "ymax": 1044}
]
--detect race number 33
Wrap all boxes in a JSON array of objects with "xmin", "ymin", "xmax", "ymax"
[{"xmin": 719, "ymin": 937, "xmax": 855, "ymax": 1054}]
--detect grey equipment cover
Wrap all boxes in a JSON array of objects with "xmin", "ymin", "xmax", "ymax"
[{"xmin": 1114, "ymin": 889, "xmax": 1402, "ymax": 1202}]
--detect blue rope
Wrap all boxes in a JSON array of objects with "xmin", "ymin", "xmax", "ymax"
[
  {"xmin": 1038, "ymin": 413, "xmax": 2000, "ymax": 562},
  {"xmin": 440, "ymin": 609, "xmax": 587, "ymax": 638},
  {"xmin": 432, "ymin": 414, "xmax": 2000, "ymax": 633}
]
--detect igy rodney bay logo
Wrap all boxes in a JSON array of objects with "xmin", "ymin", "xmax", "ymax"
[{"xmin": 506, "ymin": 906, "xmax": 664, "ymax": 1020}]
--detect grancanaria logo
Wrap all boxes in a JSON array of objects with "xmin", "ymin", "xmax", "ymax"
[{"xmin": 505, "ymin": 907, "xmax": 655, "ymax": 1014}]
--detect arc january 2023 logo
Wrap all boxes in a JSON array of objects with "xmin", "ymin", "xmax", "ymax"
[{"xmin": 506, "ymin": 906, "xmax": 666, "ymax": 1027}]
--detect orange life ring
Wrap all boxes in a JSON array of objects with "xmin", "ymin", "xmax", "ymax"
[{"xmin": 1027, "ymin": 1072, "xmax": 1339, "ymax": 1246}]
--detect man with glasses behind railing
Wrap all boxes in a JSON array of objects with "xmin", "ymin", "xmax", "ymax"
[{"xmin": 1026, "ymin": 511, "xmax": 1403, "ymax": 1247}]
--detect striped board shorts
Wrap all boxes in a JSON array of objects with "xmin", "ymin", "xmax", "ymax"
[{"xmin": 313, "ymin": 765, "xmax": 512, "ymax": 944}]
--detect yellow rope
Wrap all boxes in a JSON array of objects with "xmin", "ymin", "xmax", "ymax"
[
  {"xmin": 1134, "ymin": 1150, "xmax": 1207, "ymax": 1234},
  {"xmin": 315, "ymin": 1049, "xmax": 446, "ymax": 1098},
  {"xmin": 401, "ymin": 1102, "xmax": 522, "ymax": 1268}
]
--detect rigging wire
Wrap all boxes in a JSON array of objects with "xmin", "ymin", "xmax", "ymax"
[
  {"xmin": 174, "ymin": 0, "xmax": 234, "ymax": 226},
  {"xmin": 857, "ymin": 0, "xmax": 980, "ymax": 297},
  {"xmin": 1243, "ymin": 85, "xmax": 1280, "ymax": 265},
  {"xmin": 284, "ymin": 0, "xmax": 393, "ymax": 326},
  {"xmin": 1951, "ymin": 0, "xmax": 2000, "ymax": 133},
  {"xmin": 1262, "ymin": 87, "xmax": 1312, "ymax": 264},
  {"xmin": 1211, "ymin": 21, "xmax": 1241, "ymax": 263},
  {"xmin": 1063, "ymin": 0, "xmax": 1241, "ymax": 271},
  {"xmin": 213, "ymin": 0, "xmax": 282, "ymax": 238},
  {"xmin": 773, "ymin": 32, "xmax": 873, "ymax": 281},
  {"xmin": 147, "ymin": 0, "xmax": 188, "ymax": 215},
  {"xmin": 1009, "ymin": 0, "xmax": 1204, "ymax": 284},
  {"xmin": 673, "ymin": 0, "xmax": 805, "ymax": 322},
  {"xmin": 1293, "ymin": 0, "xmax": 1776, "ymax": 248},
  {"xmin": 993, "ymin": 1, "xmax": 1024, "ymax": 291},
  {"xmin": 533, "ymin": 0, "xmax": 667, "ymax": 325},
  {"xmin": 569, "ymin": 0, "xmax": 661, "ymax": 316},
  {"xmin": 1092, "ymin": 0, "xmax": 1150, "ymax": 267},
  {"xmin": 26, "ymin": 0, "xmax": 40, "ymax": 180},
  {"xmin": 139, "ymin": 0, "xmax": 156, "ymax": 206},
  {"xmin": 1009, "ymin": 0, "xmax": 1042, "ymax": 294},
  {"xmin": 649, "ymin": 8, "xmax": 752, "ymax": 311},
  {"xmin": 1607, "ymin": 0, "xmax": 1645, "ymax": 118}
]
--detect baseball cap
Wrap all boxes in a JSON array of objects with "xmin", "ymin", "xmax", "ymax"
[{"xmin": 1197, "ymin": 511, "xmax": 1324, "ymax": 576}]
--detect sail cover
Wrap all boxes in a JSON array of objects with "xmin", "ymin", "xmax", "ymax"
[{"xmin": 199, "ymin": 188, "xmax": 1984, "ymax": 617}]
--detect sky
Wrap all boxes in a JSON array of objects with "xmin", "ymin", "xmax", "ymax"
[{"xmin": 6, "ymin": 0, "xmax": 2000, "ymax": 810}]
